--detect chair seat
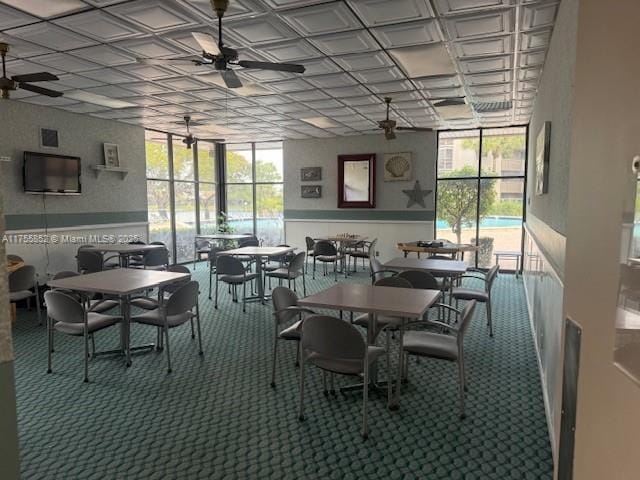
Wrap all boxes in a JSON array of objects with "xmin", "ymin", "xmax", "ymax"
[
  {"xmin": 307, "ymin": 346, "xmax": 385, "ymax": 375},
  {"xmin": 196, "ymin": 248, "xmax": 210, "ymax": 254},
  {"xmin": 451, "ymin": 288, "xmax": 489, "ymax": 302},
  {"xmin": 130, "ymin": 297, "xmax": 159, "ymax": 310},
  {"xmin": 279, "ymin": 320, "xmax": 302, "ymax": 340},
  {"xmin": 89, "ymin": 299, "xmax": 119, "ymax": 313},
  {"xmin": 262, "ymin": 263, "xmax": 282, "ymax": 272},
  {"xmin": 353, "ymin": 313, "xmax": 402, "ymax": 329},
  {"xmin": 132, "ymin": 310, "xmax": 194, "ymax": 328},
  {"xmin": 219, "ymin": 273, "xmax": 259, "ymax": 284},
  {"xmin": 9, "ymin": 290, "xmax": 34, "ymax": 302},
  {"xmin": 348, "ymin": 251, "xmax": 369, "ymax": 258},
  {"xmin": 266, "ymin": 268, "xmax": 300, "ymax": 280},
  {"xmin": 54, "ymin": 312, "xmax": 121, "ymax": 336},
  {"xmin": 403, "ymin": 331, "xmax": 458, "ymax": 361},
  {"xmin": 316, "ymin": 255, "xmax": 343, "ymax": 262}
]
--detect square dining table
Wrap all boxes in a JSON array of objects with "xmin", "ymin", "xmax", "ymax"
[
  {"xmin": 299, "ymin": 283, "xmax": 441, "ymax": 407},
  {"xmin": 218, "ymin": 246, "xmax": 296, "ymax": 302},
  {"xmin": 86, "ymin": 244, "xmax": 165, "ymax": 267},
  {"xmin": 47, "ymin": 268, "xmax": 189, "ymax": 366}
]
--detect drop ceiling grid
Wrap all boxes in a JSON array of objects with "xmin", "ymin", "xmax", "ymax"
[{"xmin": 0, "ymin": 0, "xmax": 559, "ymax": 140}]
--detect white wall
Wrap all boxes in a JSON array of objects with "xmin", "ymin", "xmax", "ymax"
[
  {"xmin": 283, "ymin": 132, "xmax": 436, "ymax": 260},
  {"xmin": 0, "ymin": 99, "xmax": 148, "ymax": 275}
]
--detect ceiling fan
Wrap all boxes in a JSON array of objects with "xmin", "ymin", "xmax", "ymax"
[
  {"xmin": 0, "ymin": 43, "xmax": 63, "ymax": 99},
  {"xmin": 376, "ymin": 97, "xmax": 433, "ymax": 140},
  {"xmin": 137, "ymin": 0, "xmax": 306, "ymax": 89},
  {"xmin": 172, "ymin": 115, "xmax": 225, "ymax": 146}
]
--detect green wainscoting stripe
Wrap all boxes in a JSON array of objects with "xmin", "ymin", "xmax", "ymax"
[
  {"xmin": 284, "ymin": 209, "xmax": 435, "ymax": 221},
  {"xmin": 5, "ymin": 211, "xmax": 148, "ymax": 230}
]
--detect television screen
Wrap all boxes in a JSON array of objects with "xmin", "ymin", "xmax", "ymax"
[{"xmin": 23, "ymin": 152, "xmax": 81, "ymax": 195}]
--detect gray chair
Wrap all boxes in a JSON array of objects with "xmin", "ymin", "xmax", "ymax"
[
  {"xmin": 44, "ymin": 290, "xmax": 122, "ymax": 382},
  {"xmin": 127, "ymin": 240, "xmax": 147, "ymax": 267},
  {"xmin": 7, "ymin": 254, "xmax": 23, "ymax": 262},
  {"xmin": 347, "ymin": 238, "xmax": 377, "ymax": 273},
  {"xmin": 304, "ymin": 236, "xmax": 315, "ymax": 271},
  {"xmin": 401, "ymin": 300, "xmax": 477, "ymax": 418},
  {"xmin": 369, "ymin": 256, "xmax": 398, "ymax": 284},
  {"xmin": 312, "ymin": 240, "xmax": 346, "ymax": 281},
  {"xmin": 270, "ymin": 286, "xmax": 315, "ymax": 387},
  {"xmin": 265, "ymin": 251, "xmax": 306, "ymax": 296},
  {"xmin": 9, "ymin": 265, "xmax": 41, "ymax": 324},
  {"xmin": 451, "ymin": 265, "xmax": 499, "ymax": 337},
  {"xmin": 76, "ymin": 249, "xmax": 104, "ymax": 274},
  {"xmin": 137, "ymin": 247, "xmax": 169, "ymax": 271},
  {"xmin": 396, "ymin": 269, "xmax": 440, "ymax": 290},
  {"xmin": 131, "ymin": 264, "xmax": 192, "ymax": 311},
  {"xmin": 353, "ymin": 276, "xmax": 413, "ymax": 338},
  {"xmin": 207, "ymin": 246, "xmax": 229, "ymax": 299},
  {"xmin": 193, "ymin": 238, "xmax": 211, "ymax": 269},
  {"xmin": 132, "ymin": 280, "xmax": 202, "ymax": 373},
  {"xmin": 298, "ymin": 314, "xmax": 390, "ymax": 439},
  {"xmin": 51, "ymin": 271, "xmax": 119, "ymax": 314},
  {"xmin": 213, "ymin": 255, "xmax": 259, "ymax": 312}
]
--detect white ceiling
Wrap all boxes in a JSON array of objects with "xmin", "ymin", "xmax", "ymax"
[{"xmin": 0, "ymin": 0, "xmax": 559, "ymax": 142}]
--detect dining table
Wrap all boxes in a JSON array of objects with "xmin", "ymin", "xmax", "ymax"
[
  {"xmin": 299, "ymin": 282, "xmax": 441, "ymax": 408},
  {"xmin": 397, "ymin": 241, "xmax": 478, "ymax": 260},
  {"xmin": 218, "ymin": 246, "xmax": 296, "ymax": 303},
  {"xmin": 85, "ymin": 244, "xmax": 165, "ymax": 267},
  {"xmin": 47, "ymin": 268, "xmax": 189, "ymax": 366}
]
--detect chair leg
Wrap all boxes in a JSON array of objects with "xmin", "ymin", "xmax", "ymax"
[
  {"xmin": 302, "ymin": 273, "xmax": 306, "ymax": 297},
  {"xmin": 457, "ymin": 360, "xmax": 466, "ymax": 419},
  {"xmin": 334, "ymin": 261, "xmax": 338, "ymax": 282},
  {"xmin": 362, "ymin": 360, "xmax": 369, "ymax": 439},
  {"xmin": 295, "ymin": 341, "xmax": 300, "ymax": 367},
  {"xmin": 486, "ymin": 301, "xmax": 493, "ymax": 337},
  {"xmin": 330, "ymin": 372, "xmax": 336, "ymax": 396},
  {"xmin": 208, "ymin": 269, "xmax": 212, "ymax": 299},
  {"xmin": 196, "ymin": 307, "xmax": 203, "ymax": 356},
  {"xmin": 298, "ymin": 352, "xmax": 306, "ymax": 421},
  {"xmin": 271, "ymin": 327, "xmax": 279, "ymax": 388},
  {"xmin": 323, "ymin": 370, "xmax": 329, "ymax": 396},
  {"xmin": 313, "ymin": 257, "xmax": 316, "ymax": 280},
  {"xmin": 83, "ymin": 329, "xmax": 89, "ymax": 383},
  {"xmin": 47, "ymin": 316, "xmax": 52, "ymax": 374},
  {"xmin": 35, "ymin": 290, "xmax": 42, "ymax": 326},
  {"xmin": 386, "ymin": 330, "xmax": 392, "ymax": 407},
  {"xmin": 214, "ymin": 274, "xmax": 219, "ymax": 309},
  {"xmin": 190, "ymin": 318, "xmax": 195, "ymax": 339},
  {"xmin": 90, "ymin": 334, "xmax": 96, "ymax": 358},
  {"xmin": 242, "ymin": 281, "xmax": 246, "ymax": 313},
  {"xmin": 164, "ymin": 325, "xmax": 172, "ymax": 374}
]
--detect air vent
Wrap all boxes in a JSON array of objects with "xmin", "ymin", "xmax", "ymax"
[
  {"xmin": 472, "ymin": 101, "xmax": 513, "ymax": 113},
  {"xmin": 40, "ymin": 128, "xmax": 59, "ymax": 149}
]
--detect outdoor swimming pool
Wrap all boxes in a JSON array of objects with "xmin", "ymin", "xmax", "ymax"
[{"xmin": 436, "ymin": 216, "xmax": 523, "ymax": 230}]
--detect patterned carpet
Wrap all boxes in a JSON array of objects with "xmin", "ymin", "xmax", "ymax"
[{"xmin": 11, "ymin": 264, "xmax": 553, "ymax": 479}]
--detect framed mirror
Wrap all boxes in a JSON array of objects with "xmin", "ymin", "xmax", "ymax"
[{"xmin": 338, "ymin": 153, "xmax": 376, "ymax": 208}]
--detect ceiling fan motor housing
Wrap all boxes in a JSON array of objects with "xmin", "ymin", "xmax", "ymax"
[{"xmin": 210, "ymin": 0, "xmax": 229, "ymax": 17}]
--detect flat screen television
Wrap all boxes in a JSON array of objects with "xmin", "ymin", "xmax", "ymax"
[{"xmin": 23, "ymin": 151, "xmax": 81, "ymax": 195}]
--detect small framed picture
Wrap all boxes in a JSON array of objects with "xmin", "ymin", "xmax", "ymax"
[
  {"xmin": 301, "ymin": 185, "xmax": 322, "ymax": 198},
  {"xmin": 301, "ymin": 167, "xmax": 321, "ymax": 181},
  {"xmin": 103, "ymin": 143, "xmax": 120, "ymax": 167}
]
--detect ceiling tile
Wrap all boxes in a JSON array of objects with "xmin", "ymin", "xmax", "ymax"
[
  {"xmin": 265, "ymin": 78, "xmax": 314, "ymax": 93},
  {"xmin": 31, "ymin": 53, "xmax": 102, "ymax": 73},
  {"xmin": 347, "ymin": 0, "xmax": 433, "ymax": 27},
  {"xmin": 519, "ymin": 50, "xmax": 545, "ymax": 68},
  {"xmin": 223, "ymin": 14, "xmax": 297, "ymax": 47},
  {"xmin": 71, "ymin": 45, "xmax": 136, "ymax": 67},
  {"xmin": 280, "ymin": 2, "xmax": 360, "ymax": 36},
  {"xmin": 107, "ymin": 0, "xmax": 201, "ymax": 34},
  {"xmin": 444, "ymin": 9, "xmax": 515, "ymax": 41},
  {"xmin": 61, "ymin": 102, "xmax": 109, "ymax": 113},
  {"xmin": 260, "ymin": 0, "xmax": 333, "ymax": 12},
  {"xmin": 53, "ymin": 10, "xmax": 142, "ymax": 43},
  {"xmin": 154, "ymin": 92, "xmax": 201, "ymax": 104},
  {"xmin": 116, "ymin": 63, "xmax": 176, "ymax": 80},
  {"xmin": 303, "ymin": 98, "xmax": 344, "ymax": 110},
  {"xmin": 259, "ymin": 39, "xmax": 322, "ymax": 63},
  {"xmin": 287, "ymin": 89, "xmax": 330, "ymax": 101},
  {"xmin": 460, "ymin": 54, "xmax": 512, "ymax": 73},
  {"xmin": 520, "ymin": 29, "xmax": 551, "ymax": 51},
  {"xmin": 126, "ymin": 95, "xmax": 167, "ymax": 107},
  {"xmin": 252, "ymin": 94, "xmax": 292, "ymax": 106},
  {"xmin": 305, "ymin": 73, "xmax": 357, "ymax": 89},
  {"xmin": 82, "ymin": 68, "xmax": 138, "ymax": 83},
  {"xmin": 83, "ymin": 0, "xmax": 128, "ymax": 6},
  {"xmin": 158, "ymin": 76, "xmax": 212, "ymax": 91},
  {"xmin": 295, "ymin": 57, "xmax": 341, "ymax": 75},
  {"xmin": 521, "ymin": 1, "xmax": 558, "ymax": 31},
  {"xmin": 468, "ymin": 83, "xmax": 512, "ymax": 96},
  {"xmin": 368, "ymin": 80, "xmax": 414, "ymax": 94},
  {"xmin": 190, "ymin": 88, "xmax": 230, "ymax": 100},
  {"xmin": 83, "ymin": 84, "xmax": 138, "ymax": 98},
  {"xmin": 0, "ymin": 0, "xmax": 87, "ymax": 18},
  {"xmin": 6, "ymin": 23, "xmax": 97, "ymax": 51},
  {"xmin": 0, "ymin": 33, "xmax": 52, "ymax": 58},
  {"xmin": 424, "ymin": 87, "xmax": 465, "ymax": 98},
  {"xmin": 121, "ymin": 81, "xmax": 172, "ymax": 95},
  {"xmin": 350, "ymin": 67, "xmax": 405, "ymax": 84},
  {"xmin": 271, "ymin": 102, "xmax": 310, "ymax": 114},
  {"xmin": 308, "ymin": 30, "xmax": 379, "ymax": 56},
  {"xmin": 433, "ymin": 0, "xmax": 514, "ymax": 16},
  {"xmin": 453, "ymin": 35, "xmax": 512, "ymax": 58},
  {"xmin": 413, "ymin": 75, "xmax": 460, "ymax": 89},
  {"xmin": 390, "ymin": 43, "xmax": 457, "ymax": 78},
  {"xmin": 339, "ymin": 95, "xmax": 379, "ymax": 106},
  {"xmin": 56, "ymin": 73, "xmax": 105, "ymax": 89},
  {"xmin": 333, "ymin": 51, "xmax": 394, "ymax": 71},
  {"xmin": 465, "ymin": 70, "xmax": 512, "ymax": 85},
  {"xmin": 372, "ymin": 20, "xmax": 441, "ymax": 48},
  {"xmin": 185, "ymin": 0, "xmax": 265, "ymax": 20},
  {"xmin": 0, "ymin": 4, "xmax": 37, "ymax": 30},
  {"xmin": 324, "ymin": 85, "xmax": 371, "ymax": 98},
  {"xmin": 518, "ymin": 67, "xmax": 540, "ymax": 81},
  {"xmin": 22, "ymin": 95, "xmax": 78, "ymax": 107},
  {"xmin": 5, "ymin": 58, "xmax": 63, "ymax": 76},
  {"xmin": 115, "ymin": 37, "xmax": 183, "ymax": 59}
]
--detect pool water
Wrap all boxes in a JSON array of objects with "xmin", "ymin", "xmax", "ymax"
[{"xmin": 436, "ymin": 216, "xmax": 523, "ymax": 230}]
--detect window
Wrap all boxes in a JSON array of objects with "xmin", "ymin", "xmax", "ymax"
[
  {"xmin": 436, "ymin": 126, "xmax": 527, "ymax": 269},
  {"xmin": 145, "ymin": 130, "xmax": 218, "ymax": 263},
  {"xmin": 225, "ymin": 141, "xmax": 284, "ymax": 245}
]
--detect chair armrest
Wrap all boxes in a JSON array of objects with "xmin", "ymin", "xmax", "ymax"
[
  {"xmin": 457, "ymin": 274, "xmax": 489, "ymax": 284},
  {"xmin": 404, "ymin": 319, "xmax": 460, "ymax": 333},
  {"xmin": 272, "ymin": 306, "xmax": 316, "ymax": 317},
  {"xmin": 432, "ymin": 303, "xmax": 462, "ymax": 315}
]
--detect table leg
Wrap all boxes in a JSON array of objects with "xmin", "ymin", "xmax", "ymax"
[
  {"xmin": 389, "ymin": 321, "xmax": 405, "ymax": 410},
  {"xmin": 256, "ymin": 258, "xmax": 265, "ymax": 304}
]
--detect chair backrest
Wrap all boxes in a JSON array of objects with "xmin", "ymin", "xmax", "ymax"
[
  {"xmin": 167, "ymin": 265, "xmax": 190, "ymax": 275},
  {"xmin": 165, "ymin": 280, "xmax": 199, "ymax": 316},
  {"xmin": 272, "ymin": 286, "xmax": 299, "ymax": 324},
  {"xmin": 301, "ymin": 315, "xmax": 365, "ymax": 361},
  {"xmin": 429, "ymin": 254, "xmax": 454, "ymax": 260},
  {"xmin": 144, "ymin": 248, "xmax": 169, "ymax": 268},
  {"xmin": 216, "ymin": 255, "xmax": 246, "ymax": 275},
  {"xmin": 456, "ymin": 300, "xmax": 477, "ymax": 348},
  {"xmin": 195, "ymin": 238, "xmax": 210, "ymax": 249},
  {"xmin": 288, "ymin": 251, "xmax": 306, "ymax": 274},
  {"xmin": 374, "ymin": 276, "xmax": 412, "ymax": 289},
  {"xmin": 239, "ymin": 238, "xmax": 260, "ymax": 248},
  {"xmin": 149, "ymin": 241, "xmax": 166, "ymax": 246},
  {"xmin": 9, "ymin": 265, "xmax": 36, "ymax": 292},
  {"xmin": 77, "ymin": 244, "xmax": 95, "ymax": 250},
  {"xmin": 209, "ymin": 246, "xmax": 228, "ymax": 266},
  {"xmin": 313, "ymin": 240, "xmax": 336, "ymax": 256},
  {"xmin": 367, "ymin": 238, "xmax": 378, "ymax": 257},
  {"xmin": 397, "ymin": 270, "xmax": 439, "ymax": 290},
  {"xmin": 53, "ymin": 270, "xmax": 80, "ymax": 280},
  {"xmin": 7, "ymin": 254, "xmax": 23, "ymax": 262},
  {"xmin": 44, "ymin": 290, "xmax": 85, "ymax": 324},
  {"xmin": 77, "ymin": 249, "xmax": 103, "ymax": 273},
  {"xmin": 305, "ymin": 236, "xmax": 315, "ymax": 250},
  {"xmin": 486, "ymin": 265, "xmax": 499, "ymax": 292},
  {"xmin": 129, "ymin": 240, "xmax": 146, "ymax": 245},
  {"xmin": 369, "ymin": 256, "xmax": 394, "ymax": 283},
  {"xmin": 163, "ymin": 265, "xmax": 191, "ymax": 293}
]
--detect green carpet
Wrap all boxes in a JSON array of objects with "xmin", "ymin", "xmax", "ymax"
[{"xmin": 11, "ymin": 265, "xmax": 553, "ymax": 479}]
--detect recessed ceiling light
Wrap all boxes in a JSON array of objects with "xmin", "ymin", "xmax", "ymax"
[
  {"xmin": 301, "ymin": 116, "xmax": 338, "ymax": 128},
  {"xmin": 64, "ymin": 90, "xmax": 136, "ymax": 109},
  {"xmin": 435, "ymin": 104, "xmax": 474, "ymax": 120},
  {"xmin": 1, "ymin": 0, "xmax": 86, "ymax": 18},
  {"xmin": 389, "ymin": 43, "xmax": 457, "ymax": 78}
]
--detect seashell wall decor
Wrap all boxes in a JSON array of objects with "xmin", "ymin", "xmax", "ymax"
[{"xmin": 383, "ymin": 152, "xmax": 413, "ymax": 181}]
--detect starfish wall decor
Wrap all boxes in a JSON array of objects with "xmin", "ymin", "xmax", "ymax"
[{"xmin": 402, "ymin": 180, "xmax": 432, "ymax": 208}]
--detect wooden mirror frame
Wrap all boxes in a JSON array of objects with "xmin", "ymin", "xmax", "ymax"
[{"xmin": 337, "ymin": 153, "xmax": 376, "ymax": 208}]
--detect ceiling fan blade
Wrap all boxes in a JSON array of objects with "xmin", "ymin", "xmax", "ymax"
[
  {"xmin": 396, "ymin": 126, "xmax": 433, "ymax": 132},
  {"xmin": 433, "ymin": 98, "xmax": 466, "ymax": 107},
  {"xmin": 12, "ymin": 72, "xmax": 58, "ymax": 83},
  {"xmin": 19, "ymin": 83, "xmax": 63, "ymax": 97},
  {"xmin": 237, "ymin": 60, "xmax": 305, "ymax": 74},
  {"xmin": 191, "ymin": 32, "xmax": 220, "ymax": 56},
  {"xmin": 221, "ymin": 69, "xmax": 242, "ymax": 89}
]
